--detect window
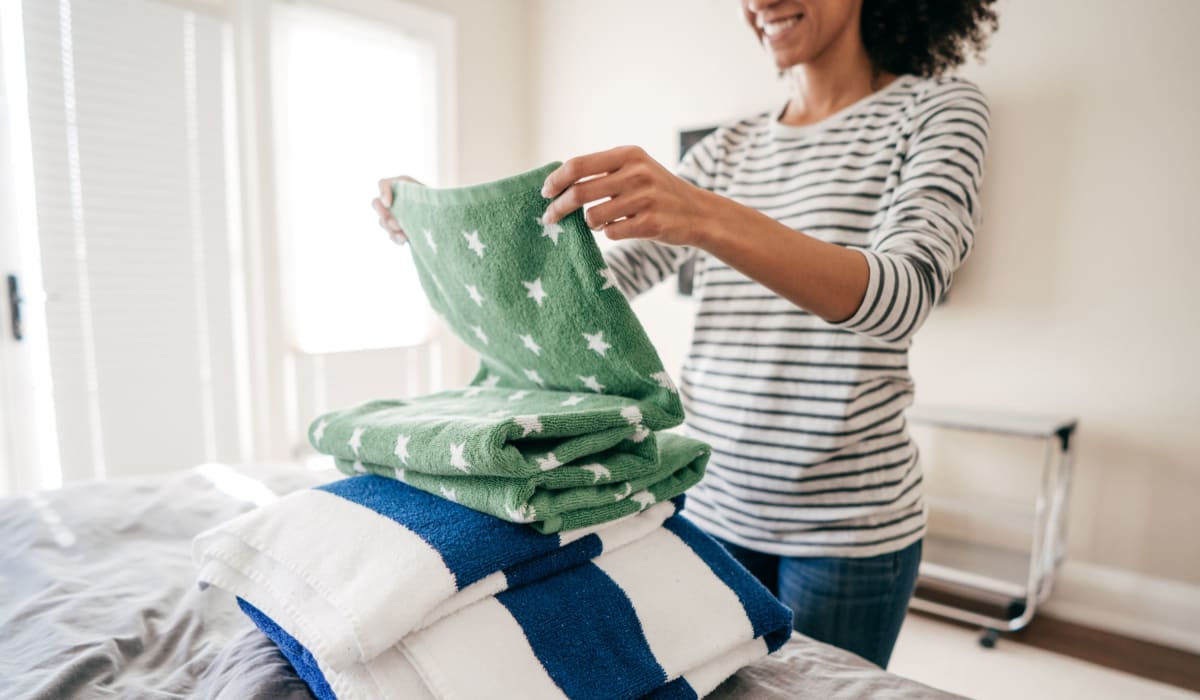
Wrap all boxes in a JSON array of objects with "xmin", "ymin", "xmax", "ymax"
[
  {"xmin": 2, "ymin": 0, "xmax": 457, "ymax": 487},
  {"xmin": 14, "ymin": 0, "xmax": 246, "ymax": 481},
  {"xmin": 272, "ymin": 2, "xmax": 446, "ymax": 354}
]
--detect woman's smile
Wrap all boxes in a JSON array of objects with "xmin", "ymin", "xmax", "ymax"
[{"xmin": 759, "ymin": 13, "xmax": 805, "ymax": 46}]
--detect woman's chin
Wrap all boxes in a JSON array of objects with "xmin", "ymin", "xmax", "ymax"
[
  {"xmin": 772, "ymin": 54, "xmax": 805, "ymax": 73},
  {"xmin": 765, "ymin": 42, "xmax": 812, "ymax": 72}
]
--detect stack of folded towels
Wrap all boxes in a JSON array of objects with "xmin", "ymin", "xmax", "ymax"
[{"xmin": 193, "ymin": 163, "xmax": 793, "ymax": 699}]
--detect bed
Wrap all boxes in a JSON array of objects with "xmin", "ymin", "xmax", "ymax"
[{"xmin": 0, "ymin": 463, "xmax": 964, "ymax": 699}]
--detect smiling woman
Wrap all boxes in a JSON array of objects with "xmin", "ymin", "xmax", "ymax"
[{"xmin": 379, "ymin": 0, "xmax": 998, "ymax": 671}]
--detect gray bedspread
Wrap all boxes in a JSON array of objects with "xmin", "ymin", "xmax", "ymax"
[{"xmin": 0, "ymin": 464, "xmax": 962, "ymax": 699}]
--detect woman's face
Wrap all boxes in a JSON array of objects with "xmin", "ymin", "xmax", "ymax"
[{"xmin": 741, "ymin": 0, "xmax": 862, "ymax": 71}]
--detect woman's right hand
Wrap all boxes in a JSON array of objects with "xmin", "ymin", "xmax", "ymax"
[{"xmin": 373, "ymin": 175, "xmax": 423, "ymax": 245}]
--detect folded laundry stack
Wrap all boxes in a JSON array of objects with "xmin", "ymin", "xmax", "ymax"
[
  {"xmin": 311, "ymin": 399, "xmax": 705, "ymax": 534},
  {"xmin": 194, "ymin": 163, "xmax": 794, "ymax": 699},
  {"xmin": 194, "ymin": 476, "xmax": 793, "ymax": 700},
  {"xmin": 308, "ymin": 162, "xmax": 710, "ymax": 532}
]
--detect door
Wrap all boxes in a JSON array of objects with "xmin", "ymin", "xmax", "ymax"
[{"xmin": 0, "ymin": 0, "xmax": 60, "ymax": 493}]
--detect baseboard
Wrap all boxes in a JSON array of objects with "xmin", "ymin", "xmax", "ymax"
[{"xmin": 1042, "ymin": 560, "xmax": 1200, "ymax": 654}]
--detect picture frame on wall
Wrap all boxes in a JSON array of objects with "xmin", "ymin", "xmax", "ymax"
[{"xmin": 676, "ymin": 126, "xmax": 717, "ymax": 297}]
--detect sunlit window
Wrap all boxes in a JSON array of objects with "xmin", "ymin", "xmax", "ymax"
[{"xmin": 273, "ymin": 3, "xmax": 440, "ymax": 353}]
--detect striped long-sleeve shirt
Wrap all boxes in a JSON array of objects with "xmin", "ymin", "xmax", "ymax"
[{"xmin": 604, "ymin": 75, "xmax": 989, "ymax": 557}]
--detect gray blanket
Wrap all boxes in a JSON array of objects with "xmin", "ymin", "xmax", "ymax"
[{"xmin": 0, "ymin": 464, "xmax": 961, "ymax": 699}]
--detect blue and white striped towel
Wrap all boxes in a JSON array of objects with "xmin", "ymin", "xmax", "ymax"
[
  {"xmin": 194, "ymin": 476, "xmax": 793, "ymax": 699},
  {"xmin": 193, "ymin": 476, "xmax": 683, "ymax": 670}
]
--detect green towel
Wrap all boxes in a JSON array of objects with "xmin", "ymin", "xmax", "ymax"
[{"xmin": 308, "ymin": 162, "xmax": 709, "ymax": 532}]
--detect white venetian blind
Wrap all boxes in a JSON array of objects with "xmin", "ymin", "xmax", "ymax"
[{"xmin": 21, "ymin": 0, "xmax": 246, "ymax": 481}]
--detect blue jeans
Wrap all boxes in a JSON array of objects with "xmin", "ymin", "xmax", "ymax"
[{"xmin": 714, "ymin": 537, "xmax": 923, "ymax": 669}]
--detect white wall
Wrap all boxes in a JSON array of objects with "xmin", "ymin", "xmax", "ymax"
[
  {"xmin": 402, "ymin": 0, "xmax": 532, "ymax": 185},
  {"xmin": 525, "ymin": 0, "xmax": 1200, "ymax": 648},
  {"xmin": 528, "ymin": 0, "xmax": 782, "ymax": 371}
]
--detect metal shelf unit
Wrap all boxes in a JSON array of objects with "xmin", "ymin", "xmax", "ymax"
[{"xmin": 906, "ymin": 404, "xmax": 1079, "ymax": 647}]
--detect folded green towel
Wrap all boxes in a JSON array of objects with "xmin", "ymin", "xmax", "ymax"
[{"xmin": 308, "ymin": 162, "xmax": 709, "ymax": 532}]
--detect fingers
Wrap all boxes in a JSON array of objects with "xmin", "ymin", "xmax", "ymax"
[
  {"xmin": 372, "ymin": 197, "xmax": 391, "ymax": 221},
  {"xmin": 375, "ymin": 175, "xmax": 427, "ymax": 244},
  {"xmin": 598, "ymin": 214, "xmax": 647, "ymax": 241},
  {"xmin": 378, "ymin": 178, "xmax": 394, "ymax": 207},
  {"xmin": 541, "ymin": 146, "xmax": 644, "ymax": 200},
  {"xmin": 582, "ymin": 193, "xmax": 643, "ymax": 230},
  {"xmin": 541, "ymin": 171, "xmax": 629, "ymax": 225},
  {"xmin": 373, "ymin": 198, "xmax": 402, "ymax": 231},
  {"xmin": 373, "ymin": 191, "xmax": 406, "ymax": 244}
]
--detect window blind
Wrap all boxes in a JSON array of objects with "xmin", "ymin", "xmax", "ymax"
[{"xmin": 21, "ymin": 0, "xmax": 247, "ymax": 480}]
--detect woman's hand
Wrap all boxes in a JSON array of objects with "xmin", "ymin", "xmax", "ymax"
[
  {"xmin": 540, "ymin": 146, "xmax": 719, "ymax": 247},
  {"xmin": 372, "ymin": 175, "xmax": 423, "ymax": 245}
]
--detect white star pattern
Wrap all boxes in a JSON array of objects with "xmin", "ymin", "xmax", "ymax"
[
  {"xmin": 621, "ymin": 406, "xmax": 649, "ymax": 442},
  {"xmin": 582, "ymin": 463, "xmax": 611, "ymax": 483},
  {"xmin": 465, "ymin": 284, "xmax": 484, "ymax": 306},
  {"xmin": 631, "ymin": 490, "xmax": 657, "ymax": 510},
  {"xmin": 347, "ymin": 426, "xmax": 365, "ymax": 455},
  {"xmin": 463, "ymin": 230, "xmax": 486, "ymax": 257},
  {"xmin": 311, "ymin": 418, "xmax": 328, "ymax": 444},
  {"xmin": 508, "ymin": 390, "xmax": 531, "ymax": 401},
  {"xmin": 424, "ymin": 230, "xmax": 437, "ymax": 253},
  {"xmin": 523, "ymin": 278, "xmax": 547, "ymax": 306},
  {"xmin": 505, "ymin": 503, "xmax": 536, "ymax": 523},
  {"xmin": 560, "ymin": 394, "xmax": 586, "ymax": 407},
  {"xmin": 352, "ymin": 460, "xmax": 366, "ymax": 473},
  {"xmin": 650, "ymin": 371, "xmax": 678, "ymax": 393},
  {"xmin": 524, "ymin": 369, "xmax": 546, "ymax": 387},
  {"xmin": 598, "ymin": 267, "xmax": 617, "ymax": 290},
  {"xmin": 471, "ymin": 325, "xmax": 489, "ymax": 345},
  {"xmin": 440, "ymin": 485, "xmax": 458, "ymax": 502},
  {"xmin": 394, "ymin": 467, "xmax": 406, "ymax": 481},
  {"xmin": 539, "ymin": 218, "xmax": 563, "ymax": 244},
  {"xmin": 614, "ymin": 482, "xmax": 633, "ymax": 502},
  {"xmin": 393, "ymin": 434, "xmax": 410, "ymax": 464},
  {"xmin": 520, "ymin": 334, "xmax": 542, "ymax": 355},
  {"xmin": 536, "ymin": 452, "xmax": 563, "ymax": 471},
  {"xmin": 450, "ymin": 443, "xmax": 472, "ymax": 473},
  {"xmin": 583, "ymin": 330, "xmax": 611, "ymax": 357},
  {"xmin": 513, "ymin": 415, "xmax": 543, "ymax": 437},
  {"xmin": 580, "ymin": 375, "xmax": 605, "ymax": 393}
]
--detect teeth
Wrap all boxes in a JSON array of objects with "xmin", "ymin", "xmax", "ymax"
[{"xmin": 761, "ymin": 17, "xmax": 800, "ymax": 37}]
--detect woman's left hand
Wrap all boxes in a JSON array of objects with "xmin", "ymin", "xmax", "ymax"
[{"xmin": 540, "ymin": 146, "xmax": 718, "ymax": 247}]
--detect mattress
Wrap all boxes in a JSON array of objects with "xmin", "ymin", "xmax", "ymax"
[{"xmin": 0, "ymin": 463, "xmax": 963, "ymax": 699}]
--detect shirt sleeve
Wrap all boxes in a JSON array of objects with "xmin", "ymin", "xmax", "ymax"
[
  {"xmin": 832, "ymin": 80, "xmax": 991, "ymax": 344},
  {"xmin": 602, "ymin": 129, "xmax": 722, "ymax": 299}
]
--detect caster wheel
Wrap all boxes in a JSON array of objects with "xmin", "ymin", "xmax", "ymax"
[{"xmin": 979, "ymin": 628, "xmax": 999, "ymax": 648}]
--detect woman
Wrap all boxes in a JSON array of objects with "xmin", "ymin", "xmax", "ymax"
[{"xmin": 375, "ymin": 0, "xmax": 997, "ymax": 669}]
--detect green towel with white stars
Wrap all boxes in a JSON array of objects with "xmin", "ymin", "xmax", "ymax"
[{"xmin": 308, "ymin": 162, "xmax": 709, "ymax": 533}]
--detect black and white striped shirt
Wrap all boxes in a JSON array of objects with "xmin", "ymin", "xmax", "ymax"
[{"xmin": 604, "ymin": 75, "xmax": 989, "ymax": 557}]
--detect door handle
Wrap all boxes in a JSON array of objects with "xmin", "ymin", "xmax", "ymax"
[{"xmin": 7, "ymin": 274, "xmax": 23, "ymax": 341}]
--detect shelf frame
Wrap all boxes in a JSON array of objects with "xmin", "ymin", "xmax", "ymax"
[{"xmin": 907, "ymin": 404, "xmax": 1078, "ymax": 642}]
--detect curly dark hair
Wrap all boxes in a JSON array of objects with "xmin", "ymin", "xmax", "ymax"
[{"xmin": 861, "ymin": 0, "xmax": 999, "ymax": 78}]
